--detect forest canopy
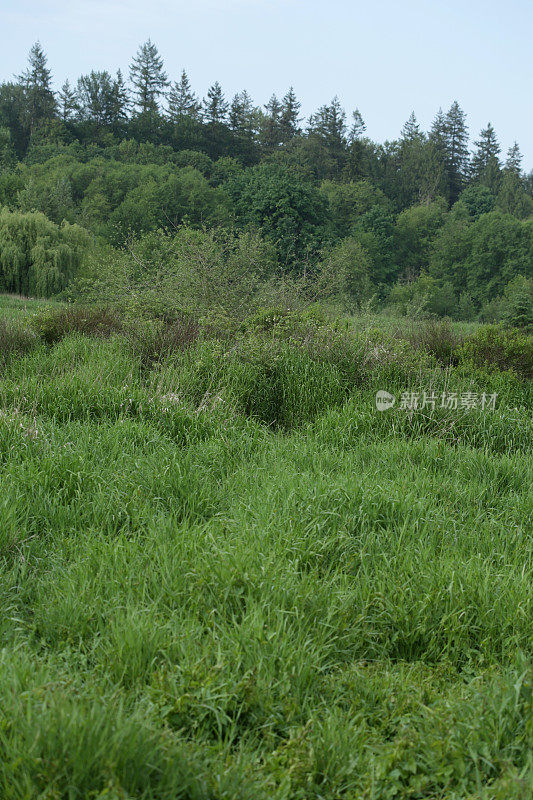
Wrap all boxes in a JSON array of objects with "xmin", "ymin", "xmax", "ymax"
[{"xmin": 0, "ymin": 41, "xmax": 531, "ymax": 323}]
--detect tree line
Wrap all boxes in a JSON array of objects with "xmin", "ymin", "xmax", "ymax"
[
  {"xmin": 0, "ymin": 42, "xmax": 531, "ymax": 326},
  {"xmin": 1, "ymin": 41, "xmax": 531, "ymax": 201}
]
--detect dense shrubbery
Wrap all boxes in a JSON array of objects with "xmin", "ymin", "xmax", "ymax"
[{"xmin": 458, "ymin": 324, "xmax": 533, "ymax": 380}]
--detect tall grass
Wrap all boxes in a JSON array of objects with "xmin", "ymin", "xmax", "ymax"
[{"xmin": 0, "ymin": 306, "xmax": 531, "ymax": 798}]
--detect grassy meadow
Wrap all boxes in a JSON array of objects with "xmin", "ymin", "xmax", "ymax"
[{"xmin": 0, "ymin": 297, "xmax": 531, "ymax": 799}]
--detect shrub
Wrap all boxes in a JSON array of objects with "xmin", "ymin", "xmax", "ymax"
[
  {"xmin": 458, "ymin": 325, "xmax": 533, "ymax": 380},
  {"xmin": 406, "ymin": 317, "xmax": 462, "ymax": 364},
  {"xmin": 0, "ymin": 317, "xmax": 38, "ymax": 363},
  {"xmin": 502, "ymin": 275, "xmax": 533, "ymax": 332},
  {"xmin": 34, "ymin": 306, "xmax": 124, "ymax": 344},
  {"xmin": 387, "ymin": 272, "xmax": 457, "ymax": 318}
]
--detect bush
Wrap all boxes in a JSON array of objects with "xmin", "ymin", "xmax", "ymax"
[
  {"xmin": 0, "ymin": 318, "xmax": 39, "ymax": 363},
  {"xmin": 502, "ymin": 275, "xmax": 533, "ymax": 332},
  {"xmin": 34, "ymin": 306, "xmax": 125, "ymax": 344},
  {"xmin": 387, "ymin": 272, "xmax": 457, "ymax": 318},
  {"xmin": 406, "ymin": 317, "xmax": 462, "ymax": 364},
  {"xmin": 458, "ymin": 325, "xmax": 533, "ymax": 380}
]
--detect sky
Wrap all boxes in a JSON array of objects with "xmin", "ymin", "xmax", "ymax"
[{"xmin": 1, "ymin": 0, "xmax": 532, "ymax": 169}]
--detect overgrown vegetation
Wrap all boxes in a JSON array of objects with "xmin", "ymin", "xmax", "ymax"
[
  {"xmin": 0, "ymin": 37, "xmax": 532, "ymax": 799},
  {"xmin": 0, "ymin": 298, "xmax": 531, "ymax": 798}
]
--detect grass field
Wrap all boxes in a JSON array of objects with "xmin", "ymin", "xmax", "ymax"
[{"xmin": 0, "ymin": 296, "xmax": 531, "ymax": 799}]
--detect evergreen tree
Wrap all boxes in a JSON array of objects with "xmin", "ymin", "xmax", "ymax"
[
  {"xmin": 438, "ymin": 101, "xmax": 469, "ymax": 202},
  {"xmin": 279, "ymin": 87, "xmax": 301, "ymax": 141},
  {"xmin": 111, "ymin": 70, "xmax": 130, "ymax": 123},
  {"xmin": 0, "ymin": 83, "xmax": 29, "ymax": 157},
  {"xmin": 17, "ymin": 42, "xmax": 57, "ymax": 132},
  {"xmin": 401, "ymin": 111, "xmax": 421, "ymax": 141},
  {"xmin": 76, "ymin": 71, "xmax": 126, "ymax": 130},
  {"xmin": 229, "ymin": 91, "xmax": 258, "ymax": 163},
  {"xmin": 260, "ymin": 94, "xmax": 283, "ymax": 150},
  {"xmin": 308, "ymin": 97, "xmax": 347, "ymax": 149},
  {"xmin": 203, "ymin": 82, "xmax": 229, "ymax": 124},
  {"xmin": 505, "ymin": 142, "xmax": 522, "ymax": 175},
  {"xmin": 349, "ymin": 108, "xmax": 366, "ymax": 141},
  {"xmin": 167, "ymin": 71, "xmax": 200, "ymax": 120},
  {"xmin": 429, "ymin": 108, "xmax": 447, "ymax": 157},
  {"xmin": 58, "ymin": 79, "xmax": 78, "ymax": 122},
  {"xmin": 470, "ymin": 123, "xmax": 501, "ymax": 188},
  {"xmin": 129, "ymin": 40, "xmax": 169, "ymax": 116},
  {"xmin": 229, "ymin": 90, "xmax": 254, "ymax": 135}
]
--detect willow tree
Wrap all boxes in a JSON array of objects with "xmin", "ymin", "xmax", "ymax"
[{"xmin": 0, "ymin": 208, "xmax": 90, "ymax": 296}]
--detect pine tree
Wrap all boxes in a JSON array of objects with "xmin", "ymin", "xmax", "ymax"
[
  {"xmin": 58, "ymin": 79, "xmax": 78, "ymax": 122},
  {"xmin": 167, "ymin": 70, "xmax": 200, "ymax": 121},
  {"xmin": 429, "ymin": 108, "xmax": 447, "ymax": 157},
  {"xmin": 129, "ymin": 40, "xmax": 169, "ymax": 116},
  {"xmin": 111, "ymin": 70, "xmax": 130, "ymax": 123},
  {"xmin": 17, "ymin": 42, "xmax": 57, "ymax": 131},
  {"xmin": 470, "ymin": 123, "xmax": 500, "ymax": 185},
  {"xmin": 229, "ymin": 91, "xmax": 254, "ymax": 135},
  {"xmin": 445, "ymin": 102, "xmax": 469, "ymax": 199},
  {"xmin": 76, "ymin": 71, "xmax": 128, "ymax": 130},
  {"xmin": 307, "ymin": 97, "xmax": 348, "ymax": 177},
  {"xmin": 505, "ymin": 142, "xmax": 522, "ymax": 175},
  {"xmin": 279, "ymin": 87, "xmax": 301, "ymax": 141},
  {"xmin": 349, "ymin": 108, "xmax": 366, "ymax": 141},
  {"xmin": 260, "ymin": 94, "xmax": 283, "ymax": 149},
  {"xmin": 202, "ymin": 82, "xmax": 228, "ymax": 124},
  {"xmin": 401, "ymin": 111, "xmax": 422, "ymax": 141},
  {"xmin": 308, "ymin": 96, "xmax": 347, "ymax": 150}
]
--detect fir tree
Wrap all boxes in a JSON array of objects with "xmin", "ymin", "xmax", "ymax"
[
  {"xmin": 505, "ymin": 142, "xmax": 522, "ymax": 175},
  {"xmin": 279, "ymin": 87, "xmax": 301, "ymax": 141},
  {"xmin": 18, "ymin": 42, "xmax": 57, "ymax": 131},
  {"xmin": 76, "ymin": 71, "xmax": 116, "ymax": 129},
  {"xmin": 129, "ymin": 40, "xmax": 169, "ymax": 116},
  {"xmin": 445, "ymin": 101, "xmax": 469, "ymax": 199},
  {"xmin": 203, "ymin": 82, "xmax": 229, "ymax": 124},
  {"xmin": 429, "ymin": 108, "xmax": 447, "ymax": 157},
  {"xmin": 58, "ymin": 79, "xmax": 78, "ymax": 122},
  {"xmin": 167, "ymin": 70, "xmax": 200, "ymax": 121},
  {"xmin": 401, "ymin": 111, "xmax": 422, "ymax": 141},
  {"xmin": 260, "ymin": 94, "xmax": 283, "ymax": 149},
  {"xmin": 229, "ymin": 90, "xmax": 254, "ymax": 135},
  {"xmin": 111, "ymin": 69, "xmax": 130, "ymax": 123},
  {"xmin": 470, "ymin": 123, "xmax": 500, "ymax": 184},
  {"xmin": 349, "ymin": 108, "xmax": 366, "ymax": 141},
  {"xmin": 308, "ymin": 97, "xmax": 346, "ymax": 146}
]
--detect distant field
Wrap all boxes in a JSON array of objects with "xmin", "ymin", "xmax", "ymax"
[{"xmin": 0, "ymin": 299, "xmax": 531, "ymax": 799}]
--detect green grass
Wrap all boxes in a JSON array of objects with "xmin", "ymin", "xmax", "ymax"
[
  {"xmin": 0, "ymin": 292, "xmax": 64, "ymax": 322},
  {"xmin": 0, "ymin": 309, "xmax": 531, "ymax": 798}
]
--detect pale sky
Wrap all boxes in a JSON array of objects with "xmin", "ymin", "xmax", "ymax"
[{"xmin": 2, "ymin": 0, "xmax": 532, "ymax": 170}]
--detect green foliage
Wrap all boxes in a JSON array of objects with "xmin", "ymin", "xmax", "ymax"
[
  {"xmin": 227, "ymin": 163, "xmax": 329, "ymax": 268},
  {"xmin": 313, "ymin": 236, "xmax": 373, "ymax": 309},
  {"xmin": 395, "ymin": 198, "xmax": 447, "ymax": 275},
  {"xmin": 71, "ymin": 226, "xmax": 278, "ymax": 319},
  {"xmin": 430, "ymin": 209, "xmax": 533, "ymax": 307},
  {"xmin": 502, "ymin": 274, "xmax": 533, "ymax": 331},
  {"xmin": 34, "ymin": 305, "xmax": 125, "ymax": 344},
  {"xmin": 0, "ymin": 306, "xmax": 531, "ymax": 797},
  {"xmin": 320, "ymin": 178, "xmax": 389, "ymax": 237},
  {"xmin": 387, "ymin": 272, "xmax": 456, "ymax": 318},
  {"xmin": 0, "ymin": 207, "xmax": 90, "ymax": 296},
  {"xmin": 459, "ymin": 324, "xmax": 533, "ymax": 379}
]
